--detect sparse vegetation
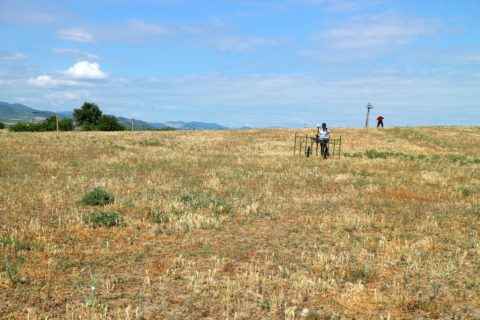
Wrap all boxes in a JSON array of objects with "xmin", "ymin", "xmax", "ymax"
[
  {"xmin": 0, "ymin": 127, "xmax": 479, "ymax": 318},
  {"xmin": 461, "ymin": 187, "xmax": 475, "ymax": 197},
  {"xmin": 80, "ymin": 188, "xmax": 115, "ymax": 206},
  {"xmin": 58, "ymin": 118, "xmax": 74, "ymax": 131},
  {"xmin": 96, "ymin": 115, "xmax": 126, "ymax": 131},
  {"xmin": 8, "ymin": 116, "xmax": 74, "ymax": 132},
  {"xmin": 156, "ymin": 126, "xmax": 176, "ymax": 131},
  {"xmin": 83, "ymin": 211, "xmax": 121, "ymax": 228},
  {"xmin": 9, "ymin": 122, "xmax": 37, "ymax": 132}
]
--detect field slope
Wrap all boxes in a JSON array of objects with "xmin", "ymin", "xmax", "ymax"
[{"xmin": 0, "ymin": 127, "xmax": 479, "ymax": 319}]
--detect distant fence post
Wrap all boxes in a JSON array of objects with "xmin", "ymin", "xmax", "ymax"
[
  {"xmin": 339, "ymin": 136, "xmax": 342, "ymax": 158},
  {"xmin": 294, "ymin": 132, "xmax": 298, "ymax": 155}
]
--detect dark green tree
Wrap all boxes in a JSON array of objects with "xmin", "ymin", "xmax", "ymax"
[
  {"xmin": 39, "ymin": 116, "xmax": 57, "ymax": 131},
  {"xmin": 97, "ymin": 115, "xmax": 125, "ymax": 131},
  {"xmin": 58, "ymin": 118, "xmax": 74, "ymax": 131},
  {"xmin": 80, "ymin": 124, "xmax": 97, "ymax": 131},
  {"xmin": 73, "ymin": 102, "xmax": 102, "ymax": 126},
  {"xmin": 0, "ymin": 122, "xmax": 5, "ymax": 129},
  {"xmin": 9, "ymin": 117, "xmax": 73, "ymax": 132},
  {"xmin": 9, "ymin": 122, "xmax": 36, "ymax": 132}
]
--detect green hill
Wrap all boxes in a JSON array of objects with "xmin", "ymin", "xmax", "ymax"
[
  {"xmin": 0, "ymin": 101, "xmax": 227, "ymax": 130},
  {"xmin": 0, "ymin": 102, "xmax": 41, "ymax": 125}
]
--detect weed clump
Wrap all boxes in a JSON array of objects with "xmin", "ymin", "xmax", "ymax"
[
  {"xmin": 2, "ymin": 256, "xmax": 19, "ymax": 284},
  {"xmin": 153, "ymin": 209, "xmax": 170, "ymax": 224},
  {"xmin": 80, "ymin": 188, "xmax": 115, "ymax": 206},
  {"xmin": 365, "ymin": 150, "xmax": 427, "ymax": 160},
  {"xmin": 461, "ymin": 187, "xmax": 475, "ymax": 197},
  {"xmin": 180, "ymin": 193, "xmax": 194, "ymax": 203},
  {"xmin": 83, "ymin": 211, "xmax": 121, "ymax": 228},
  {"xmin": 179, "ymin": 192, "xmax": 233, "ymax": 214},
  {"xmin": 365, "ymin": 150, "xmax": 399, "ymax": 159}
]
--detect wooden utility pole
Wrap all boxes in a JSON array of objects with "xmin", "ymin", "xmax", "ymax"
[
  {"xmin": 365, "ymin": 102, "xmax": 374, "ymax": 128},
  {"xmin": 131, "ymin": 118, "xmax": 134, "ymax": 131},
  {"xmin": 56, "ymin": 113, "xmax": 59, "ymax": 131}
]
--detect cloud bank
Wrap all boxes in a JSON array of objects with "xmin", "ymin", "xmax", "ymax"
[
  {"xmin": 65, "ymin": 61, "xmax": 109, "ymax": 80},
  {"xmin": 27, "ymin": 61, "xmax": 109, "ymax": 88},
  {"xmin": 57, "ymin": 28, "xmax": 95, "ymax": 43}
]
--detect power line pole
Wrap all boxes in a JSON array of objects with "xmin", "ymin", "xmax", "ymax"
[
  {"xmin": 56, "ymin": 113, "xmax": 59, "ymax": 131},
  {"xmin": 365, "ymin": 102, "xmax": 374, "ymax": 128},
  {"xmin": 131, "ymin": 118, "xmax": 134, "ymax": 131}
]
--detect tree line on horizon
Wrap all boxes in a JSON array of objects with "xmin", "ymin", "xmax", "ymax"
[{"xmin": 6, "ymin": 102, "xmax": 126, "ymax": 132}]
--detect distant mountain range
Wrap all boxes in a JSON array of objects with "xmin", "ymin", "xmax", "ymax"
[{"xmin": 0, "ymin": 101, "xmax": 228, "ymax": 130}]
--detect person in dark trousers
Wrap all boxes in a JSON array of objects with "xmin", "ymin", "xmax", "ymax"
[
  {"xmin": 377, "ymin": 115, "xmax": 384, "ymax": 128},
  {"xmin": 317, "ymin": 123, "xmax": 330, "ymax": 159}
]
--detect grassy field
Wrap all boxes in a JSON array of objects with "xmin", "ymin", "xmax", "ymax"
[{"xmin": 0, "ymin": 127, "xmax": 479, "ymax": 319}]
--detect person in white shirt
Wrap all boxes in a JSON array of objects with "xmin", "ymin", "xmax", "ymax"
[{"xmin": 316, "ymin": 123, "xmax": 330, "ymax": 159}]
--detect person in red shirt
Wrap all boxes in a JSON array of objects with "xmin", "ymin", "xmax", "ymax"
[{"xmin": 377, "ymin": 116, "xmax": 384, "ymax": 128}]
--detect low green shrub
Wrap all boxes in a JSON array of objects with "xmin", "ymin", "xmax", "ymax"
[
  {"xmin": 365, "ymin": 150, "xmax": 427, "ymax": 160},
  {"xmin": 83, "ymin": 211, "xmax": 121, "ymax": 228},
  {"xmin": 153, "ymin": 209, "xmax": 170, "ymax": 224},
  {"xmin": 80, "ymin": 188, "xmax": 115, "ymax": 206},
  {"xmin": 81, "ymin": 123, "xmax": 97, "ymax": 131},
  {"xmin": 8, "ymin": 117, "xmax": 74, "ymax": 132},
  {"xmin": 96, "ymin": 115, "xmax": 125, "ymax": 131},
  {"xmin": 365, "ymin": 150, "xmax": 394, "ymax": 159},
  {"xmin": 58, "ymin": 118, "xmax": 74, "ymax": 131},
  {"xmin": 180, "ymin": 193, "xmax": 194, "ymax": 203},
  {"xmin": 461, "ymin": 187, "xmax": 474, "ymax": 197},
  {"xmin": 139, "ymin": 140, "xmax": 161, "ymax": 146},
  {"xmin": 179, "ymin": 192, "xmax": 233, "ymax": 214},
  {"xmin": 9, "ymin": 122, "xmax": 38, "ymax": 132}
]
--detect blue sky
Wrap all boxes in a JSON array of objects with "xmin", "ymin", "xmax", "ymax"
[{"xmin": 1, "ymin": 0, "xmax": 479, "ymax": 127}]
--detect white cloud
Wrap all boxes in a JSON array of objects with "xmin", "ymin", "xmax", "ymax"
[
  {"xmin": 317, "ymin": 13, "xmax": 434, "ymax": 50},
  {"xmin": 15, "ymin": 71, "xmax": 480, "ymax": 127},
  {"xmin": 0, "ymin": 51, "xmax": 27, "ymax": 61},
  {"xmin": 27, "ymin": 61, "xmax": 108, "ymax": 88},
  {"xmin": 0, "ymin": 0, "xmax": 58, "ymax": 26},
  {"xmin": 178, "ymin": 18, "xmax": 287, "ymax": 52},
  {"xmin": 211, "ymin": 36, "xmax": 285, "ymax": 52},
  {"xmin": 28, "ymin": 75, "xmax": 53, "ymax": 87},
  {"xmin": 127, "ymin": 20, "xmax": 169, "ymax": 36},
  {"xmin": 45, "ymin": 91, "xmax": 90, "ymax": 100},
  {"xmin": 299, "ymin": 0, "xmax": 388, "ymax": 12},
  {"xmin": 59, "ymin": 20, "xmax": 170, "ymax": 43},
  {"xmin": 28, "ymin": 75, "xmax": 77, "ymax": 88},
  {"xmin": 302, "ymin": 13, "xmax": 436, "ymax": 60},
  {"xmin": 181, "ymin": 25, "xmax": 204, "ymax": 35},
  {"xmin": 461, "ymin": 52, "xmax": 480, "ymax": 63},
  {"xmin": 0, "ymin": 79, "xmax": 17, "ymax": 86},
  {"xmin": 52, "ymin": 48, "xmax": 99, "ymax": 61},
  {"xmin": 65, "ymin": 61, "xmax": 109, "ymax": 80},
  {"xmin": 80, "ymin": 72, "xmax": 479, "ymax": 127},
  {"xmin": 57, "ymin": 28, "xmax": 95, "ymax": 43}
]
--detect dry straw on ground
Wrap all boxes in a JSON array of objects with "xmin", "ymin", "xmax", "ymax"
[{"xmin": 0, "ymin": 127, "xmax": 479, "ymax": 319}]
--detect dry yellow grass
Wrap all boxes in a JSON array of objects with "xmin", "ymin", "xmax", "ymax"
[{"xmin": 0, "ymin": 127, "xmax": 479, "ymax": 319}]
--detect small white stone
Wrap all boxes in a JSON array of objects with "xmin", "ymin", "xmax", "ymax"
[
  {"xmin": 300, "ymin": 308, "xmax": 309, "ymax": 317},
  {"xmin": 20, "ymin": 276, "xmax": 31, "ymax": 284}
]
